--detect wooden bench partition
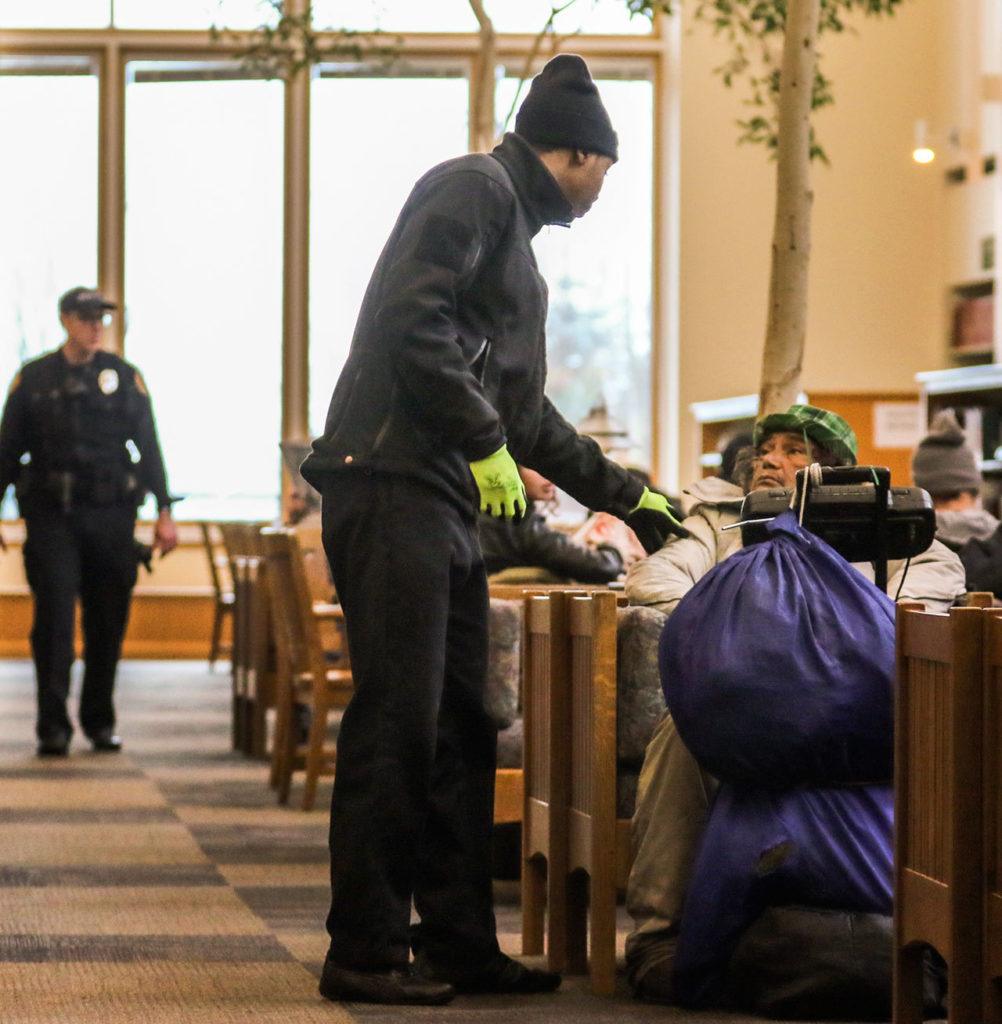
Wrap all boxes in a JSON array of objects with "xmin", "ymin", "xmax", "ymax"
[
  {"xmin": 521, "ymin": 591, "xmax": 571, "ymax": 969},
  {"xmin": 982, "ymin": 611, "xmax": 1002, "ymax": 1022},
  {"xmin": 894, "ymin": 604, "xmax": 984, "ymax": 1024},
  {"xmin": 565, "ymin": 590, "xmax": 624, "ymax": 995}
]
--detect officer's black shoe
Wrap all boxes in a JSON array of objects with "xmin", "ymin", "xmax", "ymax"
[
  {"xmin": 36, "ymin": 733, "xmax": 70, "ymax": 758},
  {"xmin": 319, "ymin": 958, "xmax": 455, "ymax": 1005},
  {"xmin": 415, "ymin": 951, "xmax": 562, "ymax": 994},
  {"xmin": 87, "ymin": 728, "xmax": 123, "ymax": 752}
]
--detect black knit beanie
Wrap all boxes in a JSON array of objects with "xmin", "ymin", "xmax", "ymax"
[{"xmin": 515, "ymin": 54, "xmax": 618, "ymax": 161}]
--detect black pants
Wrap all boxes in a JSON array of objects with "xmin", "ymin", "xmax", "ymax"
[
  {"xmin": 22, "ymin": 506, "xmax": 138, "ymax": 741},
  {"xmin": 321, "ymin": 473, "xmax": 500, "ymax": 973}
]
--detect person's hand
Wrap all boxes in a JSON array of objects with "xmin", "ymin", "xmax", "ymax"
[
  {"xmin": 624, "ymin": 487, "xmax": 688, "ymax": 555},
  {"xmin": 153, "ymin": 509, "xmax": 178, "ymax": 557},
  {"xmin": 574, "ymin": 512, "xmax": 648, "ymax": 568},
  {"xmin": 469, "ymin": 445, "xmax": 527, "ymax": 519}
]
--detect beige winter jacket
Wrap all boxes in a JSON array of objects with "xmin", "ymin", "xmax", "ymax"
[{"xmin": 626, "ymin": 476, "xmax": 967, "ymax": 616}]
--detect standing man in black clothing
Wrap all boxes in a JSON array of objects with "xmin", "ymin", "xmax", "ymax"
[
  {"xmin": 302, "ymin": 54, "xmax": 679, "ymax": 1007},
  {"xmin": 0, "ymin": 286, "xmax": 177, "ymax": 757}
]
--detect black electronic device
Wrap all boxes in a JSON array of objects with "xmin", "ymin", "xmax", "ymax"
[{"xmin": 739, "ymin": 466, "xmax": 936, "ymax": 591}]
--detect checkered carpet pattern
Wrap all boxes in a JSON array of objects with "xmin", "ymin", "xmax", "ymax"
[{"xmin": 0, "ymin": 658, "xmax": 863, "ymax": 1023}]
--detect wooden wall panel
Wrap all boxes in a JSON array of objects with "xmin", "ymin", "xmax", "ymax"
[{"xmin": 0, "ymin": 593, "xmax": 222, "ymax": 660}]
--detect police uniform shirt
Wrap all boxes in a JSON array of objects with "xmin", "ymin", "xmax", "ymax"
[{"xmin": 0, "ymin": 349, "xmax": 171, "ymax": 514}]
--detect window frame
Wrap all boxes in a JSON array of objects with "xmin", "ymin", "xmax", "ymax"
[{"xmin": 0, "ymin": 4, "xmax": 678, "ymax": 516}]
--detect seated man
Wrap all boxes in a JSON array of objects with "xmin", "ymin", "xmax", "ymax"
[
  {"xmin": 623, "ymin": 403, "xmax": 966, "ymax": 1003},
  {"xmin": 912, "ymin": 408, "xmax": 1002, "ymax": 597},
  {"xmin": 478, "ymin": 466, "xmax": 642, "ymax": 584}
]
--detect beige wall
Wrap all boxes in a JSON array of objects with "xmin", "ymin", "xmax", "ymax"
[{"xmin": 676, "ymin": 0, "xmax": 953, "ymax": 480}]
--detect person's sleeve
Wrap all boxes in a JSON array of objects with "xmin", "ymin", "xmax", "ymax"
[
  {"xmin": 624, "ymin": 512, "xmax": 718, "ymax": 616},
  {"xmin": 128, "ymin": 372, "xmax": 173, "ymax": 512},
  {"xmin": 374, "ymin": 168, "xmax": 514, "ymax": 461},
  {"xmin": 887, "ymin": 538, "xmax": 967, "ymax": 613},
  {"xmin": 0, "ymin": 372, "xmax": 28, "ymax": 501},
  {"xmin": 959, "ymin": 531, "xmax": 1002, "ymax": 597},
  {"xmin": 514, "ymin": 514, "xmax": 624, "ymax": 584},
  {"xmin": 521, "ymin": 398, "xmax": 644, "ymax": 518}
]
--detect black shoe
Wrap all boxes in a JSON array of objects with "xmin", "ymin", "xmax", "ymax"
[
  {"xmin": 87, "ymin": 729, "xmax": 123, "ymax": 752},
  {"xmin": 416, "ymin": 951, "xmax": 561, "ymax": 994},
  {"xmin": 36, "ymin": 733, "xmax": 70, "ymax": 757},
  {"xmin": 319, "ymin": 959, "xmax": 455, "ymax": 1005}
]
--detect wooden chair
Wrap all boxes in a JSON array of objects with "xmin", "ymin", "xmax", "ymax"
[
  {"xmin": 982, "ymin": 610, "xmax": 1002, "ymax": 1022},
  {"xmin": 198, "ymin": 522, "xmax": 234, "ymax": 670},
  {"xmin": 565, "ymin": 590, "xmax": 624, "ymax": 996},
  {"xmin": 894, "ymin": 603, "xmax": 985, "ymax": 1024},
  {"xmin": 217, "ymin": 522, "xmax": 253, "ymax": 752},
  {"xmin": 215, "ymin": 522, "xmax": 274, "ymax": 758},
  {"xmin": 261, "ymin": 528, "xmax": 352, "ymax": 811},
  {"xmin": 521, "ymin": 591, "xmax": 572, "ymax": 970}
]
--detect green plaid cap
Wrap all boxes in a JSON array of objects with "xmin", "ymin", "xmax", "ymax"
[{"xmin": 753, "ymin": 404, "xmax": 858, "ymax": 466}]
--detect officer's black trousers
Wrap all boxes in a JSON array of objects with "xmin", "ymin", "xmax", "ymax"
[
  {"xmin": 22, "ymin": 506, "xmax": 138, "ymax": 741},
  {"xmin": 321, "ymin": 473, "xmax": 500, "ymax": 973}
]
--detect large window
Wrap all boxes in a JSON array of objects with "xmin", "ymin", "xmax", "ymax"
[
  {"xmin": 0, "ymin": 58, "xmax": 99, "ymax": 518},
  {"xmin": 308, "ymin": 67, "xmax": 470, "ymax": 436},
  {"xmin": 125, "ymin": 63, "xmax": 283, "ymax": 521},
  {"xmin": 499, "ymin": 69, "xmax": 654, "ymax": 467},
  {"xmin": 1, "ymin": 14, "xmax": 665, "ymax": 519}
]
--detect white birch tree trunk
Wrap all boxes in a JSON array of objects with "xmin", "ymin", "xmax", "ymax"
[{"xmin": 758, "ymin": 0, "xmax": 822, "ymax": 416}]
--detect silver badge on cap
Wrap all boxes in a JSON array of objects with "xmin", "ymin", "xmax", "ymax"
[{"xmin": 98, "ymin": 368, "xmax": 119, "ymax": 395}]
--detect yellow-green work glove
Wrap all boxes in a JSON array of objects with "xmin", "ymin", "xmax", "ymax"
[
  {"xmin": 625, "ymin": 486, "xmax": 689, "ymax": 554},
  {"xmin": 470, "ymin": 444, "xmax": 527, "ymax": 519}
]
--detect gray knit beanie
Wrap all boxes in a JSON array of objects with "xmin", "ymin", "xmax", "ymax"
[{"xmin": 911, "ymin": 409, "xmax": 981, "ymax": 495}]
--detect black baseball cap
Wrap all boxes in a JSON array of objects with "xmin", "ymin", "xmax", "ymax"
[{"xmin": 58, "ymin": 286, "xmax": 117, "ymax": 320}]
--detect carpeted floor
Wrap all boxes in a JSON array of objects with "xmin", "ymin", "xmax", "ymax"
[{"xmin": 0, "ymin": 659, "xmax": 885, "ymax": 1023}]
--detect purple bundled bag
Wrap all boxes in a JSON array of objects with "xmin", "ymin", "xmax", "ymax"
[
  {"xmin": 659, "ymin": 510, "xmax": 896, "ymax": 787},
  {"xmin": 672, "ymin": 782, "xmax": 894, "ymax": 1008}
]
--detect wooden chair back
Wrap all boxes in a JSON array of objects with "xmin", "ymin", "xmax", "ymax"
[
  {"xmin": 565, "ymin": 590, "xmax": 620, "ymax": 995},
  {"xmin": 982, "ymin": 611, "xmax": 1002, "ymax": 1021},
  {"xmin": 261, "ymin": 527, "xmax": 351, "ymax": 809},
  {"xmin": 894, "ymin": 604, "xmax": 985, "ymax": 1024},
  {"xmin": 293, "ymin": 524, "xmax": 334, "ymax": 601},
  {"xmin": 198, "ymin": 522, "xmax": 234, "ymax": 670},
  {"xmin": 521, "ymin": 591, "xmax": 571, "ymax": 970}
]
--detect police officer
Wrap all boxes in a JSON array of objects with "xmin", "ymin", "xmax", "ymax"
[
  {"xmin": 302, "ymin": 55, "xmax": 681, "ymax": 1006},
  {"xmin": 0, "ymin": 286, "xmax": 177, "ymax": 756}
]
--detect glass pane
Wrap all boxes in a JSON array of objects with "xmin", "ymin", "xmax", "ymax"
[
  {"xmin": 0, "ymin": 1, "xmax": 110, "ymax": 28},
  {"xmin": 114, "ymin": 0, "xmax": 276, "ymax": 30},
  {"xmin": 125, "ymin": 65, "xmax": 283, "ymax": 521},
  {"xmin": 498, "ymin": 72, "xmax": 654, "ymax": 468},
  {"xmin": 0, "ymin": 59, "xmax": 98, "ymax": 518},
  {"xmin": 313, "ymin": 0, "xmax": 650, "ymax": 34},
  {"xmin": 309, "ymin": 71, "xmax": 469, "ymax": 437}
]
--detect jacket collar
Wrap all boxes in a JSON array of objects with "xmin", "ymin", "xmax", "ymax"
[{"xmin": 490, "ymin": 132, "xmax": 573, "ymax": 234}]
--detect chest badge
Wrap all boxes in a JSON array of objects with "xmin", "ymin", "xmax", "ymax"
[{"xmin": 97, "ymin": 368, "xmax": 119, "ymax": 395}]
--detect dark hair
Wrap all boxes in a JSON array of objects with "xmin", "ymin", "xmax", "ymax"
[{"xmin": 719, "ymin": 432, "xmax": 753, "ymax": 485}]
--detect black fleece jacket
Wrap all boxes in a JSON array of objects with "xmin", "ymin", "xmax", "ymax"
[{"xmin": 301, "ymin": 132, "xmax": 643, "ymax": 520}]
